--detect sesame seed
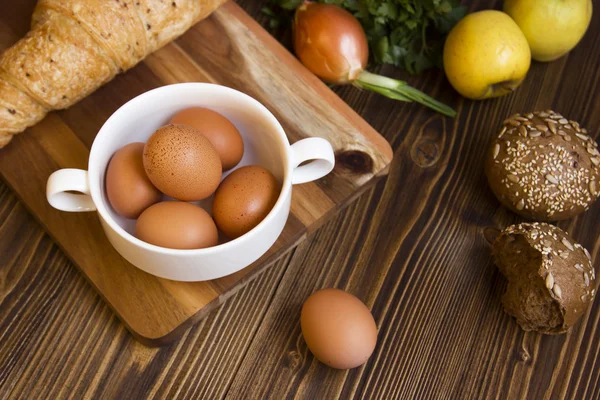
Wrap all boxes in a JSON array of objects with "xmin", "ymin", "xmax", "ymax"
[
  {"xmin": 493, "ymin": 144, "xmax": 500, "ymax": 159},
  {"xmin": 575, "ymin": 263, "xmax": 584, "ymax": 272},
  {"xmin": 562, "ymin": 238, "xmax": 574, "ymax": 251},
  {"xmin": 516, "ymin": 198, "xmax": 525, "ymax": 210},
  {"xmin": 584, "ymin": 248, "xmax": 592, "ymax": 260},
  {"xmin": 585, "ymin": 272, "xmax": 590, "ymax": 287},
  {"xmin": 499, "ymin": 126, "xmax": 507, "ymax": 138},
  {"xmin": 546, "ymin": 174, "xmax": 559, "ymax": 184},
  {"xmin": 553, "ymin": 284, "xmax": 562, "ymax": 298},
  {"xmin": 545, "ymin": 272, "xmax": 555, "ymax": 289},
  {"xmin": 559, "ymin": 251, "xmax": 569, "ymax": 259}
]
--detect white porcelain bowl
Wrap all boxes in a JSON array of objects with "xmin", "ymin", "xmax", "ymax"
[{"xmin": 46, "ymin": 83, "xmax": 334, "ymax": 281}]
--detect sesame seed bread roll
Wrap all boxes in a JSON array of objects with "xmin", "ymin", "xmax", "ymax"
[
  {"xmin": 0, "ymin": 0, "xmax": 227, "ymax": 148},
  {"xmin": 485, "ymin": 110, "xmax": 600, "ymax": 221},
  {"xmin": 493, "ymin": 222, "xmax": 596, "ymax": 334}
]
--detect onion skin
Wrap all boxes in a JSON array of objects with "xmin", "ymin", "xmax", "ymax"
[{"xmin": 293, "ymin": 2, "xmax": 368, "ymax": 84}]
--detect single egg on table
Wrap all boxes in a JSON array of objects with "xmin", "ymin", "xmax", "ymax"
[
  {"xmin": 105, "ymin": 142, "xmax": 162, "ymax": 219},
  {"xmin": 135, "ymin": 201, "xmax": 218, "ymax": 250},
  {"xmin": 212, "ymin": 165, "xmax": 279, "ymax": 239},
  {"xmin": 301, "ymin": 288, "xmax": 377, "ymax": 369},
  {"xmin": 143, "ymin": 124, "xmax": 222, "ymax": 201},
  {"xmin": 170, "ymin": 107, "xmax": 244, "ymax": 171}
]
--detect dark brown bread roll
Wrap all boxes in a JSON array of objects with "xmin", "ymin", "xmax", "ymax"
[
  {"xmin": 485, "ymin": 110, "xmax": 600, "ymax": 221},
  {"xmin": 492, "ymin": 222, "xmax": 596, "ymax": 334}
]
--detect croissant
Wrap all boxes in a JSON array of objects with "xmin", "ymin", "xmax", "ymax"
[{"xmin": 0, "ymin": 0, "xmax": 227, "ymax": 148}]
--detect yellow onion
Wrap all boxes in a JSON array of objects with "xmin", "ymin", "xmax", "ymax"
[
  {"xmin": 294, "ymin": 2, "xmax": 368, "ymax": 84},
  {"xmin": 293, "ymin": 2, "xmax": 456, "ymax": 117}
]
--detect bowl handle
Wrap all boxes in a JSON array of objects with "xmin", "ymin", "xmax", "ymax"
[
  {"xmin": 47, "ymin": 169, "xmax": 96, "ymax": 212},
  {"xmin": 290, "ymin": 138, "xmax": 335, "ymax": 184}
]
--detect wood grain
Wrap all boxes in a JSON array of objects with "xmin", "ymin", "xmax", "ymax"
[
  {"xmin": 0, "ymin": 1, "xmax": 392, "ymax": 344},
  {"xmin": 2, "ymin": 0, "xmax": 600, "ymax": 399}
]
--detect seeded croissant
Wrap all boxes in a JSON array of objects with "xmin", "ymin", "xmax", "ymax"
[{"xmin": 0, "ymin": 0, "xmax": 227, "ymax": 148}]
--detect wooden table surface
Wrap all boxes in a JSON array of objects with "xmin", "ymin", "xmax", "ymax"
[{"xmin": 2, "ymin": 1, "xmax": 600, "ymax": 399}]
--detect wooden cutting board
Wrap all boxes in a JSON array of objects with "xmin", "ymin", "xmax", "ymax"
[{"xmin": 0, "ymin": 1, "xmax": 393, "ymax": 346}]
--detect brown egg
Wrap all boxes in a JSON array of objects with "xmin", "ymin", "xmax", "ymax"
[
  {"xmin": 212, "ymin": 165, "xmax": 279, "ymax": 239},
  {"xmin": 135, "ymin": 201, "xmax": 218, "ymax": 249},
  {"xmin": 170, "ymin": 107, "xmax": 244, "ymax": 171},
  {"xmin": 143, "ymin": 124, "xmax": 222, "ymax": 201},
  {"xmin": 301, "ymin": 288, "xmax": 377, "ymax": 370},
  {"xmin": 105, "ymin": 142, "xmax": 162, "ymax": 219}
]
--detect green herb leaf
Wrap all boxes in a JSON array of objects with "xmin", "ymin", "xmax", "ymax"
[{"xmin": 278, "ymin": 0, "xmax": 303, "ymax": 10}]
